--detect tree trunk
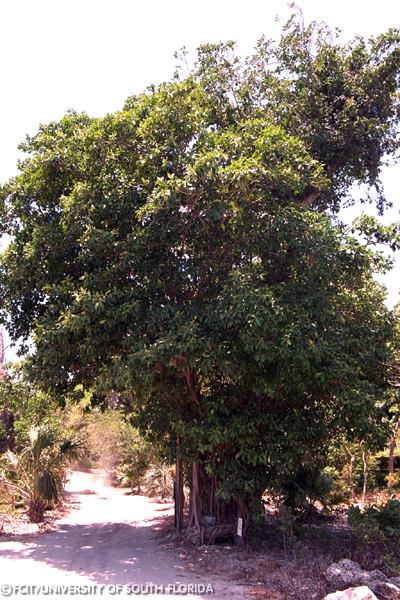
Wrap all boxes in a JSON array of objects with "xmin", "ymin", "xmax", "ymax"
[
  {"xmin": 388, "ymin": 437, "xmax": 396, "ymax": 491},
  {"xmin": 0, "ymin": 410, "xmax": 14, "ymax": 453},
  {"xmin": 235, "ymin": 495, "xmax": 250, "ymax": 546},
  {"xmin": 387, "ymin": 418, "xmax": 400, "ymax": 491},
  {"xmin": 186, "ymin": 459, "xmax": 249, "ymax": 545},
  {"xmin": 362, "ymin": 448, "xmax": 369, "ymax": 505},
  {"xmin": 182, "ymin": 368, "xmax": 251, "ymax": 543},
  {"xmin": 174, "ymin": 437, "xmax": 184, "ymax": 531},
  {"xmin": 189, "ymin": 461, "xmax": 202, "ymax": 530},
  {"xmin": 349, "ymin": 454, "xmax": 355, "ymax": 500}
]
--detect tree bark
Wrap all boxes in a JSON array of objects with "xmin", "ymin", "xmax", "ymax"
[
  {"xmin": 174, "ymin": 437, "xmax": 184, "ymax": 531},
  {"xmin": 387, "ymin": 417, "xmax": 400, "ymax": 491},
  {"xmin": 362, "ymin": 448, "xmax": 369, "ymax": 505},
  {"xmin": 302, "ymin": 189, "xmax": 320, "ymax": 208},
  {"xmin": 235, "ymin": 495, "xmax": 250, "ymax": 546},
  {"xmin": 191, "ymin": 461, "xmax": 202, "ymax": 531},
  {"xmin": 0, "ymin": 410, "xmax": 15, "ymax": 452},
  {"xmin": 349, "ymin": 454, "xmax": 355, "ymax": 500},
  {"xmin": 181, "ymin": 368, "xmax": 252, "ymax": 543},
  {"xmin": 184, "ymin": 367, "xmax": 203, "ymax": 415}
]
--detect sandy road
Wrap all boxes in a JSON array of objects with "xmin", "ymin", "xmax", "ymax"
[{"xmin": 0, "ymin": 471, "xmax": 247, "ymax": 599}]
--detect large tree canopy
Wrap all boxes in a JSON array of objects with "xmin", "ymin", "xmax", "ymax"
[{"xmin": 1, "ymin": 17, "xmax": 400, "ymax": 535}]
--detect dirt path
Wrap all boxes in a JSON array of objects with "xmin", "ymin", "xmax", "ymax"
[{"xmin": 0, "ymin": 471, "xmax": 248, "ymax": 599}]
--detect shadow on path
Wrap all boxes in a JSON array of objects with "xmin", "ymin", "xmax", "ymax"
[
  {"xmin": 0, "ymin": 519, "xmax": 193, "ymax": 586},
  {"xmin": 0, "ymin": 471, "xmax": 240, "ymax": 598}
]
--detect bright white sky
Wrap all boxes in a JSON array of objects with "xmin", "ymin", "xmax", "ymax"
[{"xmin": 0, "ymin": 0, "xmax": 399, "ymax": 360}]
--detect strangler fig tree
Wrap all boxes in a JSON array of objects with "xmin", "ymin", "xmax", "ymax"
[{"xmin": 1, "ymin": 15, "xmax": 400, "ymax": 539}]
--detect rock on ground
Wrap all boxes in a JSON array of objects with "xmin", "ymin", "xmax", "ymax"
[
  {"xmin": 371, "ymin": 581, "xmax": 400, "ymax": 599},
  {"xmin": 323, "ymin": 586, "xmax": 379, "ymax": 600},
  {"xmin": 326, "ymin": 559, "xmax": 386, "ymax": 589},
  {"xmin": 325, "ymin": 560, "xmax": 400, "ymax": 600}
]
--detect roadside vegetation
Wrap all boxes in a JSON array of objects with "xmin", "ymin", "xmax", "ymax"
[{"xmin": 0, "ymin": 365, "xmax": 175, "ymax": 525}]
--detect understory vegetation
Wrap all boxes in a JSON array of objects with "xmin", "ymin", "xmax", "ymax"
[
  {"xmin": 0, "ymin": 368, "xmax": 175, "ymax": 522},
  {"xmin": 1, "ymin": 356, "xmax": 400, "ymax": 570}
]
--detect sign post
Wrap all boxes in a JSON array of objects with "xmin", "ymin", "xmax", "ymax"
[{"xmin": 236, "ymin": 517, "xmax": 245, "ymax": 546}]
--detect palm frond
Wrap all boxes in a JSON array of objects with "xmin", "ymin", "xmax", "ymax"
[{"xmin": 29, "ymin": 426, "xmax": 57, "ymax": 462}]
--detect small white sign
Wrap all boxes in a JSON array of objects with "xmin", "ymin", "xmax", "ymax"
[{"xmin": 237, "ymin": 517, "xmax": 243, "ymax": 537}]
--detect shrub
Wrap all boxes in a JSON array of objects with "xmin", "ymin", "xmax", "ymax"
[
  {"xmin": 378, "ymin": 499, "xmax": 400, "ymax": 537},
  {"xmin": 386, "ymin": 471, "xmax": 400, "ymax": 490},
  {"xmin": 0, "ymin": 425, "xmax": 83, "ymax": 522},
  {"xmin": 144, "ymin": 462, "xmax": 174, "ymax": 500},
  {"xmin": 348, "ymin": 499, "xmax": 400, "ymax": 543},
  {"xmin": 348, "ymin": 505, "xmax": 382, "ymax": 542},
  {"xmin": 323, "ymin": 466, "xmax": 351, "ymax": 505},
  {"xmin": 277, "ymin": 505, "xmax": 299, "ymax": 557},
  {"xmin": 84, "ymin": 411, "xmax": 153, "ymax": 491},
  {"xmin": 281, "ymin": 465, "xmax": 333, "ymax": 514}
]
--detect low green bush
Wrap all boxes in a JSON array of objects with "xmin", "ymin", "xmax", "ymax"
[
  {"xmin": 348, "ymin": 499, "xmax": 400, "ymax": 542},
  {"xmin": 281, "ymin": 465, "xmax": 333, "ymax": 514}
]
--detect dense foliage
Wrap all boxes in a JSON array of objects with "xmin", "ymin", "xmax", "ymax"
[
  {"xmin": 0, "ymin": 364, "xmax": 62, "ymax": 448},
  {"xmin": 349, "ymin": 499, "xmax": 400, "ymax": 543},
  {"xmin": 1, "ymin": 16, "xmax": 400, "ymax": 535}
]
